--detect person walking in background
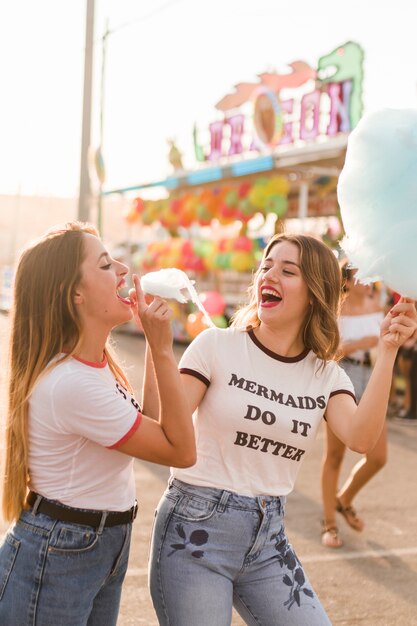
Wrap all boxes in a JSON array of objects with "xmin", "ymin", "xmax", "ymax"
[
  {"xmin": 394, "ymin": 335, "xmax": 417, "ymax": 423},
  {"xmin": 0, "ymin": 221, "xmax": 195, "ymax": 626},
  {"xmin": 320, "ymin": 263, "xmax": 385, "ymax": 548},
  {"xmin": 148, "ymin": 233, "xmax": 417, "ymax": 625}
]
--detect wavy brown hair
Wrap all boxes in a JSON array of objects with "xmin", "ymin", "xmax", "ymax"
[
  {"xmin": 2, "ymin": 222, "xmax": 132, "ymax": 522},
  {"xmin": 230, "ymin": 233, "xmax": 342, "ymax": 361}
]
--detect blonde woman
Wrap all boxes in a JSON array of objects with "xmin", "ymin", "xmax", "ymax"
[
  {"xmin": 0, "ymin": 222, "xmax": 195, "ymax": 626},
  {"xmin": 148, "ymin": 233, "xmax": 417, "ymax": 626}
]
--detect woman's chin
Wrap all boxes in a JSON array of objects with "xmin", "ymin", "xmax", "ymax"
[{"xmin": 114, "ymin": 307, "xmax": 134, "ymax": 328}]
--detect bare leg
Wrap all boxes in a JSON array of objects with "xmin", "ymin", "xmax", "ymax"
[
  {"xmin": 398, "ymin": 352, "xmax": 412, "ymax": 412},
  {"xmin": 337, "ymin": 421, "xmax": 387, "ymax": 530},
  {"xmin": 320, "ymin": 424, "xmax": 346, "ymax": 547}
]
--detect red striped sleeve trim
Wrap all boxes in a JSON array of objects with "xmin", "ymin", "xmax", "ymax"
[
  {"xmin": 179, "ymin": 368, "xmax": 210, "ymax": 387},
  {"xmin": 107, "ymin": 412, "xmax": 142, "ymax": 449}
]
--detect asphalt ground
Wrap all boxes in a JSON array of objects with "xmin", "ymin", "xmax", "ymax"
[{"xmin": 1, "ymin": 315, "xmax": 416, "ymax": 625}]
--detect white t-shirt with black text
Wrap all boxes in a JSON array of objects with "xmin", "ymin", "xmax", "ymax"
[{"xmin": 173, "ymin": 327, "xmax": 355, "ymax": 497}]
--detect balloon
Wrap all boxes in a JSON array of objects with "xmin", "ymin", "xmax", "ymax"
[
  {"xmin": 124, "ymin": 207, "xmax": 139, "ymax": 224},
  {"xmin": 133, "ymin": 197, "xmax": 145, "ymax": 214},
  {"xmin": 200, "ymin": 291, "xmax": 226, "ymax": 316},
  {"xmin": 266, "ymin": 176, "xmax": 289, "ymax": 196},
  {"xmin": 237, "ymin": 198, "xmax": 255, "ymax": 220},
  {"xmin": 204, "ymin": 251, "xmax": 218, "ymax": 271},
  {"xmin": 186, "ymin": 312, "xmax": 208, "ymax": 339},
  {"xmin": 211, "ymin": 314, "xmax": 228, "ymax": 328},
  {"xmin": 233, "ymin": 236, "xmax": 253, "ymax": 252},
  {"xmin": 230, "ymin": 251, "xmax": 255, "ymax": 272},
  {"xmin": 170, "ymin": 198, "xmax": 182, "ymax": 214},
  {"xmin": 219, "ymin": 203, "xmax": 236, "ymax": 220},
  {"xmin": 186, "ymin": 256, "xmax": 206, "ymax": 272},
  {"xmin": 265, "ymin": 194, "xmax": 287, "ymax": 217},
  {"xmin": 225, "ymin": 189, "xmax": 239, "ymax": 207},
  {"xmin": 196, "ymin": 203, "xmax": 212, "ymax": 225},
  {"xmin": 238, "ymin": 181, "xmax": 252, "ymax": 198},
  {"xmin": 248, "ymin": 184, "xmax": 268, "ymax": 210},
  {"xmin": 181, "ymin": 240, "xmax": 193, "ymax": 256},
  {"xmin": 215, "ymin": 252, "xmax": 232, "ymax": 270},
  {"xmin": 338, "ymin": 108, "xmax": 417, "ymax": 298}
]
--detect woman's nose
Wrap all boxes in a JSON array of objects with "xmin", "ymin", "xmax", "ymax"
[
  {"xmin": 118, "ymin": 261, "xmax": 129, "ymax": 276},
  {"xmin": 264, "ymin": 266, "xmax": 278, "ymax": 281}
]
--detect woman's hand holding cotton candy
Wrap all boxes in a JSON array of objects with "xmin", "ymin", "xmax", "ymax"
[
  {"xmin": 380, "ymin": 298, "xmax": 417, "ymax": 348},
  {"xmin": 129, "ymin": 275, "xmax": 173, "ymax": 350}
]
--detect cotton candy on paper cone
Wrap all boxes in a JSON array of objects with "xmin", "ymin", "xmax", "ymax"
[{"xmin": 337, "ymin": 108, "xmax": 417, "ymax": 298}]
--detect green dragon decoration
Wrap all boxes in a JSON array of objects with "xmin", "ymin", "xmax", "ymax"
[{"xmin": 317, "ymin": 41, "xmax": 364, "ymax": 130}]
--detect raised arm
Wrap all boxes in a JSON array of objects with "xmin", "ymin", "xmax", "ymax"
[
  {"xmin": 115, "ymin": 275, "xmax": 196, "ymax": 468},
  {"xmin": 326, "ymin": 298, "xmax": 417, "ymax": 452},
  {"xmin": 141, "ymin": 342, "xmax": 159, "ymax": 420}
]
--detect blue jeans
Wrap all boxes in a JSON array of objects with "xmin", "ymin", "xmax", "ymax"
[
  {"xmin": 340, "ymin": 360, "xmax": 372, "ymax": 401},
  {"xmin": 0, "ymin": 508, "xmax": 132, "ymax": 626},
  {"xmin": 149, "ymin": 478, "xmax": 331, "ymax": 625}
]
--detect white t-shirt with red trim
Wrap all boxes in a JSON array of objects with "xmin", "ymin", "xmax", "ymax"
[
  {"xmin": 173, "ymin": 327, "xmax": 355, "ymax": 497},
  {"xmin": 28, "ymin": 355, "xmax": 141, "ymax": 511}
]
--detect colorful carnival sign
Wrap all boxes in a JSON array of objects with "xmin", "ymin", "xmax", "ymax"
[{"xmin": 193, "ymin": 41, "xmax": 364, "ymax": 162}]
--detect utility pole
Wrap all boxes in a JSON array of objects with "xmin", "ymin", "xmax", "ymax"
[
  {"xmin": 78, "ymin": 0, "xmax": 95, "ymax": 222},
  {"xmin": 96, "ymin": 21, "xmax": 109, "ymax": 236}
]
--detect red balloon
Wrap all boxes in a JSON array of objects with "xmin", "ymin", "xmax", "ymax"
[
  {"xmin": 133, "ymin": 197, "xmax": 145, "ymax": 214},
  {"xmin": 200, "ymin": 291, "xmax": 226, "ymax": 316}
]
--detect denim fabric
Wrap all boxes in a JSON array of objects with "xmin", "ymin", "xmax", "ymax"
[
  {"xmin": 340, "ymin": 360, "xmax": 372, "ymax": 401},
  {"xmin": 149, "ymin": 478, "xmax": 331, "ymax": 626},
  {"xmin": 0, "ymin": 508, "xmax": 132, "ymax": 626}
]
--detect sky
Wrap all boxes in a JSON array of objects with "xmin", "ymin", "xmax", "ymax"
[{"xmin": 1, "ymin": 0, "xmax": 417, "ymax": 198}]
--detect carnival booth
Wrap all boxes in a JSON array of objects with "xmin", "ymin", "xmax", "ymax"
[{"xmin": 104, "ymin": 41, "xmax": 364, "ymax": 341}]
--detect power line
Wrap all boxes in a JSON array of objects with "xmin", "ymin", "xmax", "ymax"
[{"xmin": 94, "ymin": 0, "xmax": 185, "ymax": 44}]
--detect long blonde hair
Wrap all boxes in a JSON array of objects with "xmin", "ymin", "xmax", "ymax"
[
  {"xmin": 2, "ymin": 221, "xmax": 132, "ymax": 522},
  {"xmin": 230, "ymin": 233, "xmax": 342, "ymax": 361}
]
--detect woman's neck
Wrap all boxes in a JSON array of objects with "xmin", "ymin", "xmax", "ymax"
[
  {"xmin": 71, "ymin": 333, "xmax": 108, "ymax": 364},
  {"xmin": 253, "ymin": 324, "xmax": 305, "ymax": 357}
]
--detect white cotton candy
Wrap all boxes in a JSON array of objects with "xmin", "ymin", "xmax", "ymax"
[
  {"xmin": 337, "ymin": 108, "xmax": 417, "ymax": 298},
  {"xmin": 140, "ymin": 268, "xmax": 215, "ymax": 327}
]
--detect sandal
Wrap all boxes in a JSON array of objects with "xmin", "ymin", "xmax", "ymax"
[
  {"xmin": 336, "ymin": 498, "xmax": 364, "ymax": 532},
  {"xmin": 321, "ymin": 523, "xmax": 343, "ymax": 548}
]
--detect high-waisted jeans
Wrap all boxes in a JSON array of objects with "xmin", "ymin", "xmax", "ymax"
[
  {"xmin": 149, "ymin": 478, "xmax": 331, "ymax": 625},
  {"xmin": 0, "ymin": 508, "xmax": 132, "ymax": 626}
]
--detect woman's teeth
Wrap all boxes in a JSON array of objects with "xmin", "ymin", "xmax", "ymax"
[
  {"xmin": 117, "ymin": 293, "xmax": 132, "ymax": 305},
  {"xmin": 261, "ymin": 289, "xmax": 282, "ymax": 303}
]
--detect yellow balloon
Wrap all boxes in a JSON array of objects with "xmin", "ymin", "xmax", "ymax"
[{"xmin": 230, "ymin": 251, "xmax": 255, "ymax": 272}]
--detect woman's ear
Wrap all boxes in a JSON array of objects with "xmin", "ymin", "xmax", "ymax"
[{"xmin": 73, "ymin": 288, "xmax": 84, "ymax": 305}]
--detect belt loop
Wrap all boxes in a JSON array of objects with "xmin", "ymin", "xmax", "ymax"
[
  {"xmin": 31, "ymin": 494, "xmax": 43, "ymax": 516},
  {"xmin": 217, "ymin": 490, "xmax": 230, "ymax": 513},
  {"xmin": 97, "ymin": 511, "xmax": 108, "ymax": 535},
  {"xmin": 132, "ymin": 500, "xmax": 138, "ymax": 522}
]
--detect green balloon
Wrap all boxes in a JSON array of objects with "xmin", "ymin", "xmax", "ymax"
[
  {"xmin": 211, "ymin": 314, "xmax": 228, "ymax": 328},
  {"xmin": 266, "ymin": 195, "xmax": 287, "ymax": 217},
  {"xmin": 225, "ymin": 189, "xmax": 239, "ymax": 207}
]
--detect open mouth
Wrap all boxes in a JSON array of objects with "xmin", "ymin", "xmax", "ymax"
[
  {"xmin": 261, "ymin": 287, "xmax": 282, "ymax": 305},
  {"xmin": 116, "ymin": 279, "xmax": 132, "ymax": 306}
]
